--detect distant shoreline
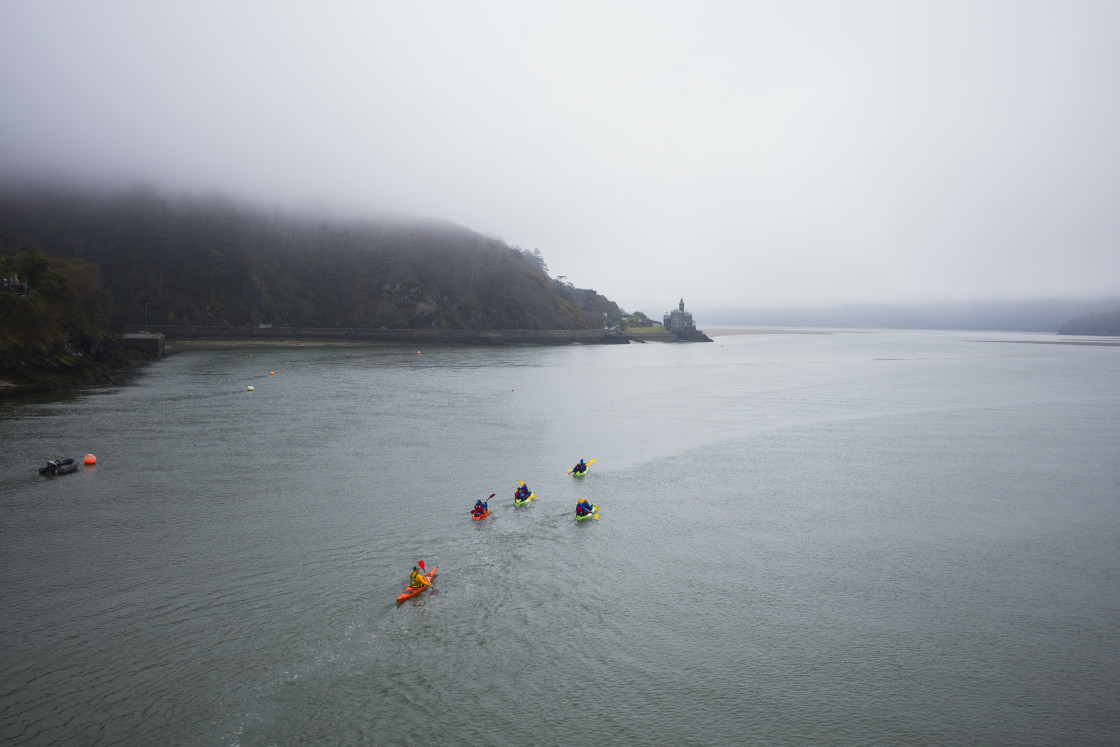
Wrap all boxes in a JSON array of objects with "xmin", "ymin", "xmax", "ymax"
[
  {"xmin": 162, "ymin": 327, "xmax": 824, "ymax": 348},
  {"xmin": 702, "ymin": 326, "xmax": 835, "ymax": 336}
]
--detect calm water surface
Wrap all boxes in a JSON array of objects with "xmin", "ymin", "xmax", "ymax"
[{"xmin": 2, "ymin": 330, "xmax": 1119, "ymax": 745}]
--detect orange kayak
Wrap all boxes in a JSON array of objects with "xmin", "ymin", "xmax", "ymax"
[
  {"xmin": 471, "ymin": 508, "xmax": 490, "ymax": 520},
  {"xmin": 396, "ymin": 566, "xmax": 437, "ymax": 604}
]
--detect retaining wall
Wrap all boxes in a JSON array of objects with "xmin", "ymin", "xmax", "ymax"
[{"xmin": 122, "ymin": 325, "xmax": 630, "ymax": 345}]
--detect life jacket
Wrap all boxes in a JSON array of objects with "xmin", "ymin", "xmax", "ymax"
[{"xmin": 409, "ymin": 572, "xmax": 425, "ymax": 588}]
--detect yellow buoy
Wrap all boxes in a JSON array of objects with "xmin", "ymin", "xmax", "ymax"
[
  {"xmin": 84, "ymin": 453, "xmax": 97, "ymax": 465},
  {"xmin": 247, "ymin": 385, "xmax": 255, "ymax": 391}
]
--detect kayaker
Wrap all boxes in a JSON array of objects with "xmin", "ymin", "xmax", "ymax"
[
  {"xmin": 408, "ymin": 566, "xmax": 431, "ymax": 590},
  {"xmin": 516, "ymin": 484, "xmax": 530, "ymax": 499},
  {"xmin": 573, "ymin": 459, "xmax": 586, "ymax": 474},
  {"xmin": 576, "ymin": 500, "xmax": 593, "ymax": 516}
]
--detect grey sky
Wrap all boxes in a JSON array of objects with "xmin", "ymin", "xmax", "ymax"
[{"xmin": 2, "ymin": 1, "xmax": 1118, "ymax": 315}]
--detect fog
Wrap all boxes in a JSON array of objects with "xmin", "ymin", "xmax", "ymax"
[{"xmin": 2, "ymin": 1, "xmax": 1118, "ymax": 316}]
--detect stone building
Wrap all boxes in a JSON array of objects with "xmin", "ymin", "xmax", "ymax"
[{"xmin": 663, "ymin": 298, "xmax": 696, "ymax": 332}]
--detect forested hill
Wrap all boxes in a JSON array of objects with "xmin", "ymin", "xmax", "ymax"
[{"xmin": 0, "ymin": 184, "xmax": 624, "ymax": 332}]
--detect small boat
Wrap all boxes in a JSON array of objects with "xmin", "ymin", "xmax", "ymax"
[
  {"xmin": 39, "ymin": 458, "xmax": 79, "ymax": 476},
  {"xmin": 575, "ymin": 511, "xmax": 596, "ymax": 521},
  {"xmin": 397, "ymin": 566, "xmax": 437, "ymax": 604},
  {"xmin": 471, "ymin": 508, "xmax": 490, "ymax": 520},
  {"xmin": 514, "ymin": 493, "xmax": 535, "ymax": 506},
  {"xmin": 568, "ymin": 458, "xmax": 595, "ymax": 477}
]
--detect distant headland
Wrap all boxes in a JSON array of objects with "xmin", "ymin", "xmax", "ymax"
[
  {"xmin": 615, "ymin": 298, "xmax": 712, "ymax": 342},
  {"xmin": 1, "ymin": 184, "xmax": 721, "ymax": 395}
]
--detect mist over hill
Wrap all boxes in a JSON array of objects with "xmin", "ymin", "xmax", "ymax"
[{"xmin": 0, "ymin": 184, "xmax": 624, "ymax": 333}]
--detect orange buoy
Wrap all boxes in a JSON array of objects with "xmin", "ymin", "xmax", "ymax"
[
  {"xmin": 84, "ymin": 454, "xmax": 97, "ymax": 465},
  {"xmin": 270, "ymin": 371, "xmax": 274, "ymax": 375}
]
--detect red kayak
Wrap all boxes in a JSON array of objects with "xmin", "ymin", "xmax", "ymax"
[
  {"xmin": 471, "ymin": 508, "xmax": 490, "ymax": 520},
  {"xmin": 396, "ymin": 566, "xmax": 437, "ymax": 604}
]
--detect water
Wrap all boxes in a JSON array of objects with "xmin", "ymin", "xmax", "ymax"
[{"xmin": 2, "ymin": 330, "xmax": 1118, "ymax": 745}]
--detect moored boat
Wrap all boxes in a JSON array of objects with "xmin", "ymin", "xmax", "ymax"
[{"xmin": 39, "ymin": 458, "xmax": 79, "ymax": 476}]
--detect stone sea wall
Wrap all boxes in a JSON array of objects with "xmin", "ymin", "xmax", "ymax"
[{"xmin": 122, "ymin": 325, "xmax": 632, "ymax": 345}]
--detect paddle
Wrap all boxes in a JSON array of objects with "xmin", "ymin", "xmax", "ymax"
[
  {"xmin": 469, "ymin": 494, "xmax": 496, "ymax": 514},
  {"xmin": 566, "ymin": 457, "xmax": 596, "ymax": 474}
]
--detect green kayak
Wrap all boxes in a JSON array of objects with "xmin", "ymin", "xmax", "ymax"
[{"xmin": 575, "ymin": 505, "xmax": 598, "ymax": 521}]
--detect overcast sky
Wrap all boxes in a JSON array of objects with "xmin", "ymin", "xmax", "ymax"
[{"xmin": 2, "ymin": 1, "xmax": 1118, "ymax": 315}]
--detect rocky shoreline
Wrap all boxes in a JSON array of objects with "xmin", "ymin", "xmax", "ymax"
[{"xmin": 0, "ymin": 342, "xmax": 155, "ymax": 399}]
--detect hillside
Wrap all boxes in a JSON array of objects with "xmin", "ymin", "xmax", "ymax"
[{"xmin": 0, "ymin": 184, "xmax": 624, "ymax": 333}]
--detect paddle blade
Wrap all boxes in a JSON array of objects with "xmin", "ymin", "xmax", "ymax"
[
  {"xmin": 587, "ymin": 458, "xmax": 597, "ymax": 464},
  {"xmin": 418, "ymin": 560, "xmax": 425, "ymax": 571},
  {"xmin": 489, "ymin": 493, "xmax": 496, "ymax": 499}
]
